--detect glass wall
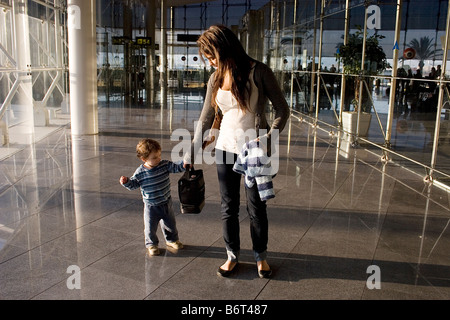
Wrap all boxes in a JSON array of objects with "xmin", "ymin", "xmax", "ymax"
[
  {"xmin": 0, "ymin": 0, "xmax": 68, "ymax": 150},
  {"xmin": 96, "ymin": 0, "xmax": 271, "ymax": 103},
  {"xmin": 284, "ymin": 0, "xmax": 450, "ymax": 187},
  {"xmin": 92, "ymin": 0, "xmax": 450, "ymax": 187},
  {"xmin": 0, "ymin": 0, "xmax": 70, "ymax": 239},
  {"xmin": 1, "ymin": 0, "xmax": 448, "ymax": 187}
]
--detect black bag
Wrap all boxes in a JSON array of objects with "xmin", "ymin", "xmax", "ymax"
[{"xmin": 178, "ymin": 167, "xmax": 205, "ymax": 214}]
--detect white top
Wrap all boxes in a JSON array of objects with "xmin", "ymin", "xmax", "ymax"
[{"xmin": 215, "ymin": 68, "xmax": 258, "ymax": 154}]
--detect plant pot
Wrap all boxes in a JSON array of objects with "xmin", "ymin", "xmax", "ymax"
[{"xmin": 342, "ymin": 111, "xmax": 372, "ymax": 138}]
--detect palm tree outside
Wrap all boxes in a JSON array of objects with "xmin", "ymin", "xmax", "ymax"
[{"xmin": 407, "ymin": 36, "xmax": 438, "ymax": 72}]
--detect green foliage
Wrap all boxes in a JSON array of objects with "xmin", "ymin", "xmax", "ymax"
[
  {"xmin": 335, "ymin": 27, "xmax": 390, "ymax": 113},
  {"xmin": 335, "ymin": 27, "xmax": 390, "ymax": 76}
]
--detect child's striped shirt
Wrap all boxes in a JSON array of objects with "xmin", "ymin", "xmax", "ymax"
[{"xmin": 123, "ymin": 160, "xmax": 185, "ymax": 206}]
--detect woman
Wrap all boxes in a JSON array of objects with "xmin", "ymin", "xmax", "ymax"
[{"xmin": 186, "ymin": 25, "xmax": 289, "ymax": 278}]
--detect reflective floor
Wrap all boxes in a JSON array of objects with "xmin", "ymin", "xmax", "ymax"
[{"xmin": 1, "ymin": 91, "xmax": 450, "ymax": 301}]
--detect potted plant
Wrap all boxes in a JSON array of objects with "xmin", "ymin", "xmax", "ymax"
[{"xmin": 335, "ymin": 27, "xmax": 390, "ymax": 139}]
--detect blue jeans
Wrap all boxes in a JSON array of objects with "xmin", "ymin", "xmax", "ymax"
[
  {"xmin": 216, "ymin": 150, "xmax": 268, "ymax": 262},
  {"xmin": 143, "ymin": 198, "xmax": 179, "ymax": 247}
]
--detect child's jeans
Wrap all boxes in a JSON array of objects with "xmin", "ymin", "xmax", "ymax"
[{"xmin": 144, "ymin": 198, "xmax": 179, "ymax": 247}]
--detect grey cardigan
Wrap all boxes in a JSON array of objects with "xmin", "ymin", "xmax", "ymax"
[{"xmin": 187, "ymin": 61, "xmax": 290, "ymax": 163}]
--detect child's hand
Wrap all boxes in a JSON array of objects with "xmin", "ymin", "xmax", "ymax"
[
  {"xmin": 183, "ymin": 162, "xmax": 191, "ymax": 170},
  {"xmin": 120, "ymin": 176, "xmax": 128, "ymax": 184}
]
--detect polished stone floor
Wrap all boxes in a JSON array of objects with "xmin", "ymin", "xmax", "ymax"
[{"xmin": 1, "ymin": 94, "xmax": 450, "ymax": 302}]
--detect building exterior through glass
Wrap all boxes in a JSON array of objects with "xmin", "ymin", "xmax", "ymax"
[{"xmin": 1, "ymin": 0, "xmax": 450, "ymax": 190}]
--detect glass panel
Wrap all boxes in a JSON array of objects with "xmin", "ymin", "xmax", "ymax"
[
  {"xmin": 435, "ymin": 85, "xmax": 450, "ymax": 185},
  {"xmin": 315, "ymin": 2, "xmax": 345, "ymax": 129},
  {"xmin": 92, "ymin": 0, "xmax": 450, "ymax": 187},
  {"xmin": 379, "ymin": 0, "xmax": 448, "ymax": 183},
  {"xmin": 0, "ymin": 0, "xmax": 68, "ymax": 157},
  {"xmin": 285, "ymin": 0, "xmax": 450, "ymax": 185}
]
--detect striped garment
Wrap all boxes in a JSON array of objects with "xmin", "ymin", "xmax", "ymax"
[
  {"xmin": 232, "ymin": 140, "xmax": 275, "ymax": 201},
  {"xmin": 123, "ymin": 160, "xmax": 185, "ymax": 206}
]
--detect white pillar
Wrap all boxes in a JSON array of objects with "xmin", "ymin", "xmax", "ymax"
[
  {"xmin": 13, "ymin": 0, "xmax": 34, "ymax": 139},
  {"xmin": 67, "ymin": 0, "xmax": 98, "ymax": 136}
]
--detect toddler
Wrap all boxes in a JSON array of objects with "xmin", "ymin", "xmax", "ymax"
[{"xmin": 120, "ymin": 138, "xmax": 185, "ymax": 256}]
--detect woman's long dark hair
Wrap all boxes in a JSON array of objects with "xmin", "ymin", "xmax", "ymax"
[{"xmin": 197, "ymin": 25, "xmax": 254, "ymax": 112}]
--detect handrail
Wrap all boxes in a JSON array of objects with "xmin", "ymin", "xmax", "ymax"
[{"xmin": 289, "ymin": 110, "xmax": 450, "ymax": 184}]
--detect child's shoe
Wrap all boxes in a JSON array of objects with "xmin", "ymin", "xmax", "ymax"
[
  {"xmin": 166, "ymin": 240, "xmax": 183, "ymax": 250},
  {"xmin": 147, "ymin": 245, "xmax": 160, "ymax": 256}
]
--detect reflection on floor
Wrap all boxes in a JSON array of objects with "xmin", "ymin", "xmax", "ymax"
[{"xmin": 0, "ymin": 94, "xmax": 450, "ymax": 300}]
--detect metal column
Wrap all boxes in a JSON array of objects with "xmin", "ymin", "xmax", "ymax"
[
  {"xmin": 355, "ymin": 3, "xmax": 369, "ymax": 145},
  {"xmin": 428, "ymin": 0, "xmax": 450, "ymax": 181},
  {"xmin": 160, "ymin": 0, "xmax": 168, "ymax": 90},
  {"xmin": 338, "ymin": 0, "xmax": 350, "ymax": 125},
  {"xmin": 123, "ymin": 0, "xmax": 133, "ymax": 104},
  {"xmin": 385, "ymin": 0, "xmax": 403, "ymax": 150},
  {"xmin": 314, "ymin": 0, "xmax": 325, "ymax": 121},
  {"xmin": 146, "ymin": 0, "xmax": 156, "ymax": 104},
  {"xmin": 309, "ymin": 0, "xmax": 318, "ymax": 115},
  {"xmin": 67, "ymin": 0, "xmax": 98, "ymax": 136}
]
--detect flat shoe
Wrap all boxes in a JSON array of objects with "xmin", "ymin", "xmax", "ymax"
[
  {"xmin": 147, "ymin": 246, "xmax": 160, "ymax": 256},
  {"xmin": 258, "ymin": 268, "xmax": 272, "ymax": 279},
  {"xmin": 166, "ymin": 240, "xmax": 183, "ymax": 250},
  {"xmin": 217, "ymin": 262, "xmax": 239, "ymax": 277}
]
